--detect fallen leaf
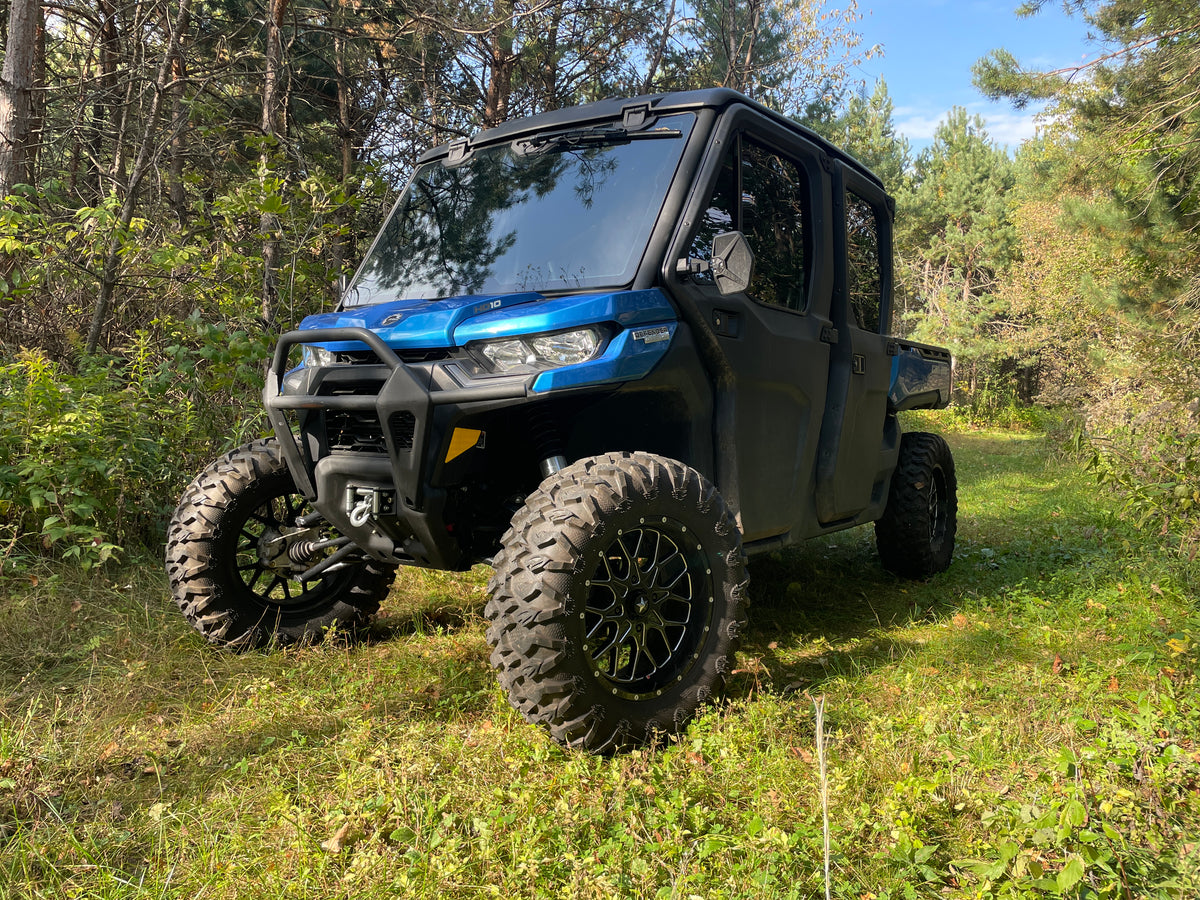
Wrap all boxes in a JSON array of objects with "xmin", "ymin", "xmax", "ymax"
[
  {"xmin": 1108, "ymin": 676, "xmax": 1119, "ymax": 692},
  {"xmin": 790, "ymin": 746, "xmax": 814, "ymax": 764},
  {"xmin": 321, "ymin": 821, "xmax": 359, "ymax": 854},
  {"xmin": 70, "ymin": 600, "xmax": 83, "ymax": 613},
  {"xmin": 1052, "ymin": 654, "xmax": 1064, "ymax": 675}
]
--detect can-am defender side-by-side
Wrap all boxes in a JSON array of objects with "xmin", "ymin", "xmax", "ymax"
[{"xmin": 166, "ymin": 89, "xmax": 955, "ymax": 753}]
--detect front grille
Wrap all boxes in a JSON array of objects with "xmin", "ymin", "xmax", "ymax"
[
  {"xmin": 389, "ymin": 411, "xmax": 416, "ymax": 451},
  {"xmin": 335, "ymin": 349, "xmax": 452, "ymax": 365},
  {"xmin": 326, "ymin": 410, "xmax": 386, "ymax": 453},
  {"xmin": 319, "ymin": 378, "xmax": 386, "ymax": 397}
]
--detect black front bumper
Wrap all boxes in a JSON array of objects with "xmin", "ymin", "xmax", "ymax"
[{"xmin": 264, "ymin": 328, "xmax": 533, "ymax": 569}]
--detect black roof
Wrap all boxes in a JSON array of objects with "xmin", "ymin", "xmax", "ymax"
[{"xmin": 418, "ymin": 88, "xmax": 884, "ymax": 190}]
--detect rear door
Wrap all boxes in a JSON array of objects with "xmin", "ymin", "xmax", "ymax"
[{"xmin": 813, "ymin": 164, "xmax": 895, "ymax": 524}]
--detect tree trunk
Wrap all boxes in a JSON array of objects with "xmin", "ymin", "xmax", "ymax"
[
  {"xmin": 166, "ymin": 1, "xmax": 188, "ymax": 220},
  {"xmin": 96, "ymin": 0, "xmax": 122, "ymax": 191},
  {"xmin": 329, "ymin": 15, "xmax": 355, "ymax": 298},
  {"xmin": 260, "ymin": 0, "xmax": 290, "ymax": 326},
  {"xmin": 85, "ymin": 0, "xmax": 191, "ymax": 355},
  {"xmin": 0, "ymin": 0, "xmax": 40, "ymax": 197},
  {"xmin": 482, "ymin": 0, "xmax": 515, "ymax": 128},
  {"xmin": 641, "ymin": 0, "xmax": 676, "ymax": 95},
  {"xmin": 538, "ymin": 5, "xmax": 559, "ymax": 113}
]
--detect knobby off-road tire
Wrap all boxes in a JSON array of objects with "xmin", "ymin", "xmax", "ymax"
[
  {"xmin": 875, "ymin": 431, "xmax": 957, "ymax": 579},
  {"xmin": 165, "ymin": 438, "xmax": 396, "ymax": 649},
  {"xmin": 485, "ymin": 452, "xmax": 749, "ymax": 753}
]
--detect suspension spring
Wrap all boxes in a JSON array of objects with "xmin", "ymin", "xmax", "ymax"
[
  {"xmin": 527, "ymin": 406, "xmax": 564, "ymax": 461},
  {"xmin": 287, "ymin": 540, "xmax": 319, "ymax": 564}
]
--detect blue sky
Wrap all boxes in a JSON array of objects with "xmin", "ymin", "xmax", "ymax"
[{"xmin": 852, "ymin": 1, "xmax": 1099, "ymax": 150}]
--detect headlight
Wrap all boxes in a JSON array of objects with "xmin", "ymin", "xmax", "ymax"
[
  {"xmin": 302, "ymin": 344, "xmax": 337, "ymax": 368},
  {"xmin": 529, "ymin": 330, "xmax": 600, "ymax": 365},
  {"xmin": 471, "ymin": 327, "xmax": 602, "ymax": 375},
  {"xmin": 281, "ymin": 367, "xmax": 308, "ymax": 395}
]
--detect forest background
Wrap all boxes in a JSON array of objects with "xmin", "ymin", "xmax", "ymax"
[{"xmin": 0, "ymin": 0, "xmax": 1197, "ymax": 569}]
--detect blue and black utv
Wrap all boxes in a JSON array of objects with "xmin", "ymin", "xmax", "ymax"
[{"xmin": 167, "ymin": 89, "xmax": 955, "ymax": 752}]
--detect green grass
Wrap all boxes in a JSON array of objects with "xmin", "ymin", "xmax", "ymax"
[{"xmin": 2, "ymin": 426, "xmax": 1198, "ymax": 898}]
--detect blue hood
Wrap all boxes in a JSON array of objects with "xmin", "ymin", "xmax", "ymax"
[
  {"xmin": 298, "ymin": 292, "xmax": 543, "ymax": 351},
  {"xmin": 298, "ymin": 290, "xmax": 678, "ymax": 351}
]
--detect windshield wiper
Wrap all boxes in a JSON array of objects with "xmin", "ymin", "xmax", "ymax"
[{"xmin": 516, "ymin": 125, "xmax": 682, "ymax": 155}]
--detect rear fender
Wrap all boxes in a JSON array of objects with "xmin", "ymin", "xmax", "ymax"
[{"xmin": 888, "ymin": 340, "xmax": 952, "ymax": 412}]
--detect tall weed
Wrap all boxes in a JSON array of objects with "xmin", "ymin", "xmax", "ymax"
[
  {"xmin": 0, "ymin": 325, "xmax": 269, "ymax": 570},
  {"xmin": 1089, "ymin": 424, "xmax": 1200, "ymax": 557},
  {"xmin": 946, "ymin": 377, "xmax": 1050, "ymax": 431}
]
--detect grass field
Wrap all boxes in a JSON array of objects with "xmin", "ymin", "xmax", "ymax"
[{"xmin": 2, "ymin": 426, "xmax": 1198, "ymax": 898}]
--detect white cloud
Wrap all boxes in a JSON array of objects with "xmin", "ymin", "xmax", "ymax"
[
  {"xmin": 893, "ymin": 107, "xmax": 947, "ymax": 142},
  {"xmin": 970, "ymin": 108, "xmax": 1041, "ymax": 148},
  {"xmin": 893, "ymin": 104, "xmax": 1043, "ymax": 151}
]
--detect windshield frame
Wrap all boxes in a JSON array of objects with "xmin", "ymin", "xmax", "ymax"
[{"xmin": 339, "ymin": 111, "xmax": 700, "ymax": 309}]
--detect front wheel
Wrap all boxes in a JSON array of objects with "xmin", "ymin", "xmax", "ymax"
[
  {"xmin": 485, "ymin": 452, "xmax": 748, "ymax": 753},
  {"xmin": 165, "ymin": 438, "xmax": 396, "ymax": 648},
  {"xmin": 875, "ymin": 431, "xmax": 957, "ymax": 578}
]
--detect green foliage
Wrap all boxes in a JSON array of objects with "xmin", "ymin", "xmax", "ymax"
[
  {"xmin": 975, "ymin": 0, "xmax": 1200, "ymax": 405},
  {"xmin": 893, "ymin": 110, "xmax": 1018, "ymax": 403},
  {"xmin": 807, "ymin": 78, "xmax": 912, "ymax": 190},
  {"xmin": 941, "ymin": 378, "xmax": 1051, "ymax": 432},
  {"xmin": 0, "ymin": 319, "xmax": 272, "ymax": 570},
  {"xmin": 657, "ymin": 0, "xmax": 876, "ymax": 112},
  {"xmin": 1089, "ymin": 424, "xmax": 1200, "ymax": 557},
  {"xmin": 0, "ymin": 348, "xmax": 178, "ymax": 569}
]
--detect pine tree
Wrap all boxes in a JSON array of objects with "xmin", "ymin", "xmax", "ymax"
[{"xmin": 897, "ymin": 109, "xmax": 1017, "ymax": 394}]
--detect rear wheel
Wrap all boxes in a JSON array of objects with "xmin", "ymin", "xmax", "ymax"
[
  {"xmin": 485, "ymin": 452, "xmax": 748, "ymax": 753},
  {"xmin": 875, "ymin": 431, "xmax": 957, "ymax": 578},
  {"xmin": 165, "ymin": 439, "xmax": 395, "ymax": 648}
]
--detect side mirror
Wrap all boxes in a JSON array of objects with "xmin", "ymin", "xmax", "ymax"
[
  {"xmin": 675, "ymin": 230, "xmax": 754, "ymax": 296},
  {"xmin": 711, "ymin": 231, "xmax": 753, "ymax": 296}
]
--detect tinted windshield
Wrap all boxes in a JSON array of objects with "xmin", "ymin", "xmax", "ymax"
[{"xmin": 342, "ymin": 113, "xmax": 696, "ymax": 305}]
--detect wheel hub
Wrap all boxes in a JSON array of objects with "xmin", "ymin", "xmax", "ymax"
[
  {"xmin": 257, "ymin": 526, "xmax": 320, "ymax": 576},
  {"xmin": 582, "ymin": 522, "xmax": 711, "ymax": 699}
]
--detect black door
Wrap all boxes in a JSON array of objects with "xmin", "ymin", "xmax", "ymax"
[
  {"xmin": 813, "ymin": 166, "xmax": 895, "ymax": 524},
  {"xmin": 665, "ymin": 121, "xmax": 835, "ymax": 543}
]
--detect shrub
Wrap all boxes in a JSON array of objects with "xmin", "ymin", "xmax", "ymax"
[{"xmin": 0, "ymin": 324, "xmax": 271, "ymax": 570}]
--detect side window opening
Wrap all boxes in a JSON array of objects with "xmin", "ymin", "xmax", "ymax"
[
  {"xmin": 846, "ymin": 189, "xmax": 882, "ymax": 332},
  {"xmin": 688, "ymin": 134, "xmax": 811, "ymax": 311},
  {"xmin": 741, "ymin": 139, "xmax": 809, "ymax": 311},
  {"xmin": 688, "ymin": 151, "xmax": 738, "ymax": 286}
]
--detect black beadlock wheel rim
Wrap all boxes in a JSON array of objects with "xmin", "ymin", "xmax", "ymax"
[
  {"xmin": 928, "ymin": 467, "xmax": 947, "ymax": 546},
  {"xmin": 230, "ymin": 487, "xmax": 343, "ymax": 613},
  {"xmin": 581, "ymin": 517, "xmax": 714, "ymax": 701}
]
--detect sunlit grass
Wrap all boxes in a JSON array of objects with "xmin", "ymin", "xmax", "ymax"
[{"xmin": 2, "ymin": 422, "xmax": 1197, "ymax": 898}]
